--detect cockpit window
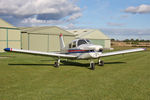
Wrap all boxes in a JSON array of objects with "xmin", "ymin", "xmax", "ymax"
[
  {"xmin": 69, "ymin": 43, "xmax": 72, "ymax": 48},
  {"xmin": 78, "ymin": 39, "xmax": 87, "ymax": 46},
  {"xmin": 85, "ymin": 39, "xmax": 91, "ymax": 44}
]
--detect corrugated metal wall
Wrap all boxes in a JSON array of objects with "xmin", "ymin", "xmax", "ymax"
[
  {"xmin": 89, "ymin": 39, "xmax": 110, "ymax": 48},
  {"xmin": 64, "ymin": 36, "xmax": 74, "ymax": 46},
  {"xmin": 22, "ymin": 33, "xmax": 75, "ymax": 52},
  {"xmin": 21, "ymin": 33, "xmax": 28, "ymax": 50},
  {"xmin": 90, "ymin": 39, "xmax": 105, "ymax": 47},
  {"xmin": 29, "ymin": 34, "xmax": 48, "ymax": 52},
  {"xmin": 49, "ymin": 35, "xmax": 60, "ymax": 51},
  {"xmin": 105, "ymin": 40, "xmax": 111, "ymax": 48},
  {"xmin": 0, "ymin": 27, "xmax": 21, "ymax": 52}
]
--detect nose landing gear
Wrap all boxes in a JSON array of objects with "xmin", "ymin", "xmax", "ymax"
[
  {"xmin": 90, "ymin": 60, "xmax": 95, "ymax": 70},
  {"xmin": 90, "ymin": 58, "xmax": 104, "ymax": 70},
  {"xmin": 89, "ymin": 59, "xmax": 104, "ymax": 70}
]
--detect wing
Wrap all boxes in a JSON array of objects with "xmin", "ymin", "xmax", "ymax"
[
  {"xmin": 4, "ymin": 48, "xmax": 77, "ymax": 58},
  {"xmin": 100, "ymin": 48, "xmax": 146, "ymax": 57}
]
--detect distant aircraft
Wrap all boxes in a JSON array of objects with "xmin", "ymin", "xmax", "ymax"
[{"xmin": 4, "ymin": 34, "xmax": 145, "ymax": 70}]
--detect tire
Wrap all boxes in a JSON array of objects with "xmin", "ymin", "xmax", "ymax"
[
  {"xmin": 91, "ymin": 63, "xmax": 95, "ymax": 70},
  {"xmin": 99, "ymin": 61, "xmax": 104, "ymax": 66},
  {"xmin": 54, "ymin": 62, "xmax": 59, "ymax": 68}
]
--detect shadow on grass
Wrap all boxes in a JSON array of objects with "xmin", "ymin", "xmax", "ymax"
[
  {"xmin": 8, "ymin": 62, "xmax": 89, "ymax": 68},
  {"xmin": 61, "ymin": 60, "xmax": 89, "ymax": 67},
  {"xmin": 8, "ymin": 60, "xmax": 89, "ymax": 69},
  {"xmin": 8, "ymin": 61, "xmax": 126, "ymax": 69},
  {"xmin": 40, "ymin": 60, "xmax": 56, "ymax": 62},
  {"xmin": 104, "ymin": 62, "xmax": 126, "ymax": 64}
]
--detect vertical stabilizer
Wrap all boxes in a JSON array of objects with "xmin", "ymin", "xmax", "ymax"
[{"xmin": 59, "ymin": 33, "xmax": 65, "ymax": 50}]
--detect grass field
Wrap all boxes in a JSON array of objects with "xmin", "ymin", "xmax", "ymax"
[{"xmin": 0, "ymin": 47, "xmax": 150, "ymax": 100}]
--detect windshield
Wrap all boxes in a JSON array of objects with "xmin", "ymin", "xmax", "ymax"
[
  {"xmin": 85, "ymin": 39, "xmax": 91, "ymax": 44},
  {"xmin": 78, "ymin": 39, "xmax": 88, "ymax": 46}
]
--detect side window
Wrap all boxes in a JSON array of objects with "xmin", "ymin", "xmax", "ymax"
[
  {"xmin": 72, "ymin": 41, "xmax": 76, "ymax": 48},
  {"xmin": 69, "ymin": 43, "xmax": 72, "ymax": 48}
]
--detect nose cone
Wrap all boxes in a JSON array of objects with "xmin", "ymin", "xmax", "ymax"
[
  {"xmin": 88, "ymin": 45, "xmax": 103, "ymax": 51},
  {"xmin": 79, "ymin": 44, "xmax": 103, "ymax": 51},
  {"xmin": 95, "ymin": 46, "xmax": 103, "ymax": 51},
  {"xmin": 4, "ymin": 48, "xmax": 11, "ymax": 51}
]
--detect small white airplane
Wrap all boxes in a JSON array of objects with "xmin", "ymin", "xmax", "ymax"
[{"xmin": 4, "ymin": 34, "xmax": 146, "ymax": 70}]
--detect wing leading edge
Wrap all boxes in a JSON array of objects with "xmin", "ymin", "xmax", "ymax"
[
  {"xmin": 4, "ymin": 48, "xmax": 77, "ymax": 58},
  {"xmin": 100, "ymin": 48, "xmax": 146, "ymax": 57}
]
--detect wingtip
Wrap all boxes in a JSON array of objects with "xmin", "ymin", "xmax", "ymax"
[{"xmin": 4, "ymin": 48, "xmax": 11, "ymax": 51}]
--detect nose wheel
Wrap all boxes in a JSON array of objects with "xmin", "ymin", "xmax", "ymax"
[{"xmin": 90, "ymin": 61, "xmax": 95, "ymax": 70}]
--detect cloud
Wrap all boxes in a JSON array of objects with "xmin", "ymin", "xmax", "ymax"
[
  {"xmin": 21, "ymin": 17, "xmax": 64, "ymax": 26},
  {"xmin": 67, "ymin": 12, "xmax": 82, "ymax": 21},
  {"xmin": 124, "ymin": 4, "xmax": 150, "ymax": 14},
  {"xmin": 0, "ymin": 0, "xmax": 82, "ymax": 26},
  {"xmin": 101, "ymin": 28, "xmax": 150, "ymax": 34},
  {"xmin": 107, "ymin": 22, "xmax": 126, "ymax": 27},
  {"xmin": 101, "ymin": 28, "xmax": 150, "ymax": 40},
  {"xmin": 61, "ymin": 23, "xmax": 76, "ymax": 29}
]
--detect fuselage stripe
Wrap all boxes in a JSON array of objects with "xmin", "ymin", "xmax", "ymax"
[
  {"xmin": 68, "ymin": 49, "xmax": 95, "ymax": 53},
  {"xmin": 68, "ymin": 50, "xmax": 87, "ymax": 52}
]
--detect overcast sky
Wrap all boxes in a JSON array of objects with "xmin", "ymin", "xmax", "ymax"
[{"xmin": 0, "ymin": 0, "xmax": 150, "ymax": 40}]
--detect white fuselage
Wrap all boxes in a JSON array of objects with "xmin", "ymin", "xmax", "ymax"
[{"xmin": 60, "ymin": 39, "xmax": 103, "ymax": 59}]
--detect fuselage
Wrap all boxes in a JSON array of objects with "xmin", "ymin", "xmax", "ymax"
[{"xmin": 61, "ymin": 39, "xmax": 103, "ymax": 59}]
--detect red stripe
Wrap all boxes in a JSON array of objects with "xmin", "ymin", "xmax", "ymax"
[
  {"xmin": 11, "ymin": 48, "xmax": 12, "ymax": 51},
  {"xmin": 68, "ymin": 50, "xmax": 87, "ymax": 52}
]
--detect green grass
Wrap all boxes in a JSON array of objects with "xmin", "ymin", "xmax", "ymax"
[{"xmin": 0, "ymin": 47, "xmax": 150, "ymax": 100}]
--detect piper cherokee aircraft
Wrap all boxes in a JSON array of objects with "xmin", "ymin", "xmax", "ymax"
[{"xmin": 4, "ymin": 33, "xmax": 145, "ymax": 70}]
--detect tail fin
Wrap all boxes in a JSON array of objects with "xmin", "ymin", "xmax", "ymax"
[{"xmin": 59, "ymin": 33, "xmax": 65, "ymax": 50}]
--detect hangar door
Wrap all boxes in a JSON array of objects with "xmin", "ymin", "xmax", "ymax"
[
  {"xmin": 29, "ymin": 34, "xmax": 48, "ymax": 52},
  {"xmin": 49, "ymin": 35, "xmax": 60, "ymax": 51},
  {"xmin": 21, "ymin": 33, "xmax": 75, "ymax": 52},
  {"xmin": 90, "ymin": 39, "xmax": 105, "ymax": 47}
]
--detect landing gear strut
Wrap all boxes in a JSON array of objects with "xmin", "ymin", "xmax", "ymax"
[
  {"xmin": 90, "ymin": 60, "xmax": 95, "ymax": 70},
  {"xmin": 98, "ymin": 58, "xmax": 104, "ymax": 66},
  {"xmin": 54, "ymin": 58, "xmax": 60, "ymax": 68}
]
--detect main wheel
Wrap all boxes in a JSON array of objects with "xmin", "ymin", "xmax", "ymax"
[
  {"xmin": 54, "ymin": 62, "xmax": 59, "ymax": 68},
  {"xmin": 99, "ymin": 60, "xmax": 104, "ymax": 66},
  {"xmin": 90, "ymin": 63, "xmax": 95, "ymax": 70}
]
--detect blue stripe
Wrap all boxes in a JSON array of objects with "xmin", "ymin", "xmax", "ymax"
[
  {"xmin": 67, "ymin": 50, "xmax": 96, "ymax": 54},
  {"xmin": 4, "ymin": 48, "xmax": 10, "ymax": 51}
]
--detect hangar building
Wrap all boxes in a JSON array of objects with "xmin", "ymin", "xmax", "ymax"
[
  {"xmin": 67, "ymin": 29, "xmax": 111, "ymax": 48},
  {"xmin": 0, "ymin": 18, "xmax": 21, "ymax": 52},
  {"xmin": 0, "ymin": 18, "xmax": 110, "ymax": 52},
  {"xmin": 20, "ymin": 26, "xmax": 75, "ymax": 52}
]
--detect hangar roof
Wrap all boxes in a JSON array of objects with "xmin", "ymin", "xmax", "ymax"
[
  {"xmin": 67, "ymin": 29, "xmax": 110, "ymax": 39},
  {"xmin": 0, "ymin": 18, "xmax": 16, "ymax": 28},
  {"xmin": 19, "ymin": 26, "xmax": 75, "ymax": 36}
]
